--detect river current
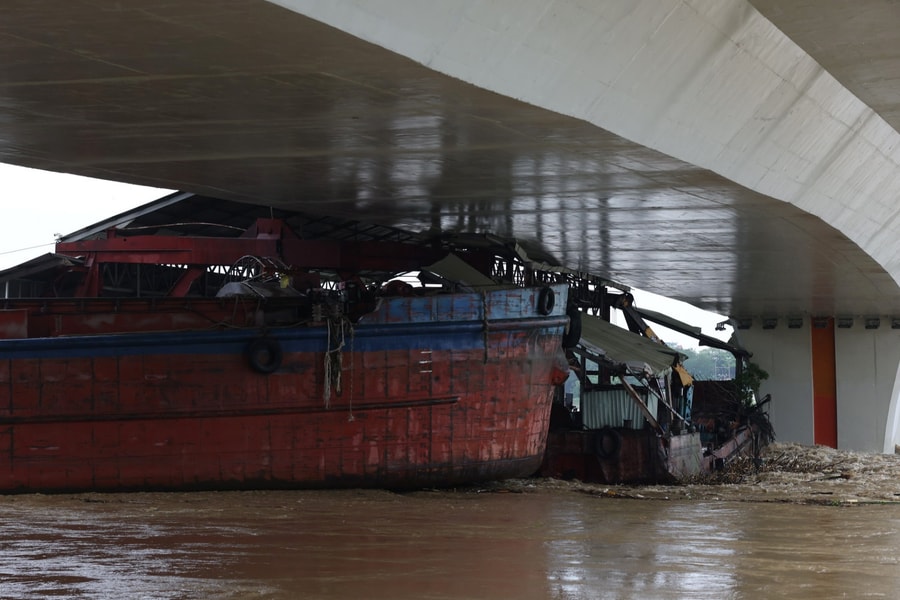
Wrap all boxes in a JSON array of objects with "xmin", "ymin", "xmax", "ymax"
[{"xmin": 0, "ymin": 486, "xmax": 897, "ymax": 599}]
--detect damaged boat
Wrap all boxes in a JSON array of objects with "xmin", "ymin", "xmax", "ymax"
[
  {"xmin": 0, "ymin": 199, "xmax": 573, "ymax": 492},
  {"xmin": 540, "ymin": 292, "xmax": 774, "ymax": 484}
]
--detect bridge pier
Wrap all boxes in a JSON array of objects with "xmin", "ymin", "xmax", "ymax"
[{"xmin": 738, "ymin": 318, "xmax": 900, "ymax": 453}]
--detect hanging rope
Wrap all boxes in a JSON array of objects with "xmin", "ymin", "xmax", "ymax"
[
  {"xmin": 323, "ymin": 316, "xmax": 345, "ymax": 408},
  {"xmin": 323, "ymin": 339, "xmax": 333, "ymax": 408},
  {"xmin": 481, "ymin": 291, "xmax": 489, "ymax": 364},
  {"xmin": 347, "ymin": 321, "xmax": 355, "ymax": 422},
  {"xmin": 323, "ymin": 315, "xmax": 355, "ymax": 411}
]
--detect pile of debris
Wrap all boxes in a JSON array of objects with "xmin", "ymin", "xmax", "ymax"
[
  {"xmin": 493, "ymin": 443, "xmax": 900, "ymax": 505},
  {"xmin": 612, "ymin": 442, "xmax": 900, "ymax": 504}
]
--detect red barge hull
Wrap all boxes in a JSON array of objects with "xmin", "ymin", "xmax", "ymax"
[
  {"xmin": 0, "ymin": 285, "xmax": 568, "ymax": 493},
  {"xmin": 0, "ymin": 214, "xmax": 574, "ymax": 493}
]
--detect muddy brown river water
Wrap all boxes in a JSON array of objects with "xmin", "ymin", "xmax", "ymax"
[{"xmin": 0, "ymin": 483, "xmax": 897, "ymax": 600}]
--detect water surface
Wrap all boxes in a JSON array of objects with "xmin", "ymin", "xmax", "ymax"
[{"xmin": 0, "ymin": 488, "xmax": 897, "ymax": 599}]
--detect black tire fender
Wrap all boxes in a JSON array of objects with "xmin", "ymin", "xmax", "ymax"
[
  {"xmin": 595, "ymin": 427, "xmax": 622, "ymax": 460},
  {"xmin": 537, "ymin": 286, "xmax": 555, "ymax": 316},
  {"xmin": 246, "ymin": 337, "xmax": 283, "ymax": 374}
]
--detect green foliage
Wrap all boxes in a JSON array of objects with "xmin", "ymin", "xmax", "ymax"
[{"xmin": 736, "ymin": 361, "xmax": 769, "ymax": 407}]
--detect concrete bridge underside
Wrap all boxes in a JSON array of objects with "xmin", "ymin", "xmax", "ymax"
[{"xmin": 2, "ymin": 0, "xmax": 900, "ymax": 452}]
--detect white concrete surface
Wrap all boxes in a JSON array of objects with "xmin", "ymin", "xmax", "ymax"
[
  {"xmin": 886, "ymin": 364, "xmax": 900, "ymax": 453},
  {"xmin": 738, "ymin": 321, "xmax": 815, "ymax": 447},
  {"xmin": 738, "ymin": 319, "xmax": 900, "ymax": 452},
  {"xmin": 275, "ymin": 0, "xmax": 900, "ymax": 286},
  {"xmin": 272, "ymin": 0, "xmax": 900, "ymax": 453},
  {"xmin": 834, "ymin": 323, "xmax": 900, "ymax": 453}
]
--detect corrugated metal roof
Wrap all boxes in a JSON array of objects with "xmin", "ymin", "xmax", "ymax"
[
  {"xmin": 579, "ymin": 313, "xmax": 681, "ymax": 377},
  {"xmin": 58, "ymin": 192, "xmax": 425, "ymax": 245},
  {"xmin": 0, "ymin": 253, "xmax": 81, "ymax": 281}
]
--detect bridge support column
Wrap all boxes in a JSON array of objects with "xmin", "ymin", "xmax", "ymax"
[{"xmin": 737, "ymin": 317, "xmax": 900, "ymax": 453}]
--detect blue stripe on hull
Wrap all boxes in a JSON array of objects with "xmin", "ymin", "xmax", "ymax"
[
  {"xmin": 0, "ymin": 284, "xmax": 569, "ymax": 360},
  {"xmin": 0, "ymin": 318, "xmax": 567, "ymax": 360}
]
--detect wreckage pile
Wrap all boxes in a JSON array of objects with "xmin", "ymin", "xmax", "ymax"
[
  {"xmin": 691, "ymin": 442, "xmax": 870, "ymax": 484},
  {"xmin": 498, "ymin": 443, "xmax": 900, "ymax": 505},
  {"xmin": 624, "ymin": 442, "xmax": 900, "ymax": 504}
]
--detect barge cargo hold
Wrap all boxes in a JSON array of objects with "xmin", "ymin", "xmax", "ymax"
[{"xmin": 0, "ymin": 210, "xmax": 571, "ymax": 493}]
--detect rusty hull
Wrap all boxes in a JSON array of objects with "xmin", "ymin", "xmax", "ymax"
[
  {"xmin": 0, "ymin": 285, "xmax": 569, "ymax": 493},
  {"xmin": 540, "ymin": 426, "xmax": 755, "ymax": 485}
]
